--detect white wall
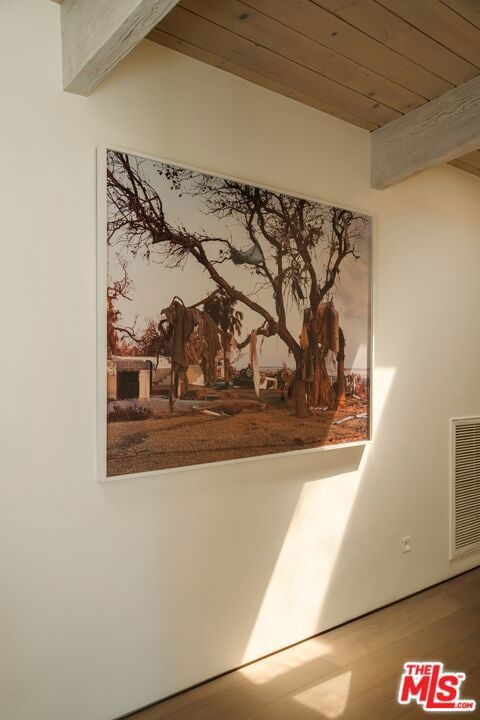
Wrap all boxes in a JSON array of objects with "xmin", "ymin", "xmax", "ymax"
[{"xmin": 1, "ymin": 3, "xmax": 480, "ymax": 719}]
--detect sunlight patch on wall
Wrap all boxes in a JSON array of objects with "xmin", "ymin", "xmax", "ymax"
[
  {"xmin": 294, "ymin": 670, "xmax": 352, "ymax": 718},
  {"xmin": 371, "ymin": 366, "xmax": 396, "ymax": 437},
  {"xmin": 240, "ymin": 471, "xmax": 362, "ymax": 666}
]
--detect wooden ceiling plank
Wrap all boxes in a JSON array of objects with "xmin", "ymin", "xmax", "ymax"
[
  {"xmin": 312, "ymin": 0, "xmax": 479, "ymax": 87},
  {"xmin": 242, "ymin": 0, "xmax": 452, "ymax": 100},
  {"xmin": 441, "ymin": 0, "xmax": 480, "ymax": 30},
  {"xmin": 60, "ymin": 0, "xmax": 181, "ymax": 95},
  {"xmin": 148, "ymin": 28, "xmax": 378, "ymax": 129},
  {"xmin": 178, "ymin": 0, "xmax": 424, "ymax": 113},
  {"xmin": 159, "ymin": 6, "xmax": 401, "ymax": 125},
  {"xmin": 453, "ymin": 150, "xmax": 480, "ymax": 169},
  {"xmin": 449, "ymin": 159, "xmax": 480, "ymax": 177},
  {"xmin": 376, "ymin": 0, "xmax": 480, "ymax": 69},
  {"xmin": 371, "ymin": 74, "xmax": 480, "ymax": 188}
]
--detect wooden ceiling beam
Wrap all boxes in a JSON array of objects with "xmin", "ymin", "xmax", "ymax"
[
  {"xmin": 371, "ymin": 74, "xmax": 480, "ymax": 189},
  {"xmin": 59, "ymin": 0, "xmax": 181, "ymax": 95}
]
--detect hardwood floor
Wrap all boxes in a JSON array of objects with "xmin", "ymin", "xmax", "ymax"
[{"xmin": 126, "ymin": 568, "xmax": 480, "ymax": 719}]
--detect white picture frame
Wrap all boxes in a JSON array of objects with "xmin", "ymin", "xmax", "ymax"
[{"xmin": 97, "ymin": 145, "xmax": 374, "ymax": 482}]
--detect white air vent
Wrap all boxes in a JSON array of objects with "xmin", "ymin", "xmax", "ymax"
[{"xmin": 451, "ymin": 417, "xmax": 480, "ymax": 558}]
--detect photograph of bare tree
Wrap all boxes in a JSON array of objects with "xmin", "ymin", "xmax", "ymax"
[{"xmin": 103, "ymin": 148, "xmax": 371, "ymax": 478}]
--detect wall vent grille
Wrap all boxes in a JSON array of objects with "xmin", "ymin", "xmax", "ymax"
[{"xmin": 451, "ymin": 418, "xmax": 480, "ymax": 558}]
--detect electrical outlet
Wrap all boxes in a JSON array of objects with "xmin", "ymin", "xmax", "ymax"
[{"xmin": 401, "ymin": 536, "xmax": 412, "ymax": 553}]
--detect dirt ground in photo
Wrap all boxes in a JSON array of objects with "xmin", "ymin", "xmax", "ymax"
[{"xmin": 107, "ymin": 395, "xmax": 368, "ymax": 476}]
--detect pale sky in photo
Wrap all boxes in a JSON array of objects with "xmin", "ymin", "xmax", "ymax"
[{"xmin": 108, "ymin": 153, "xmax": 371, "ymax": 372}]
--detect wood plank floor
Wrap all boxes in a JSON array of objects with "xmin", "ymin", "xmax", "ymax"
[{"xmin": 127, "ymin": 568, "xmax": 480, "ymax": 720}]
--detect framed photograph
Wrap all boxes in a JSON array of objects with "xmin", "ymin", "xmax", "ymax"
[{"xmin": 97, "ymin": 147, "xmax": 372, "ymax": 480}]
